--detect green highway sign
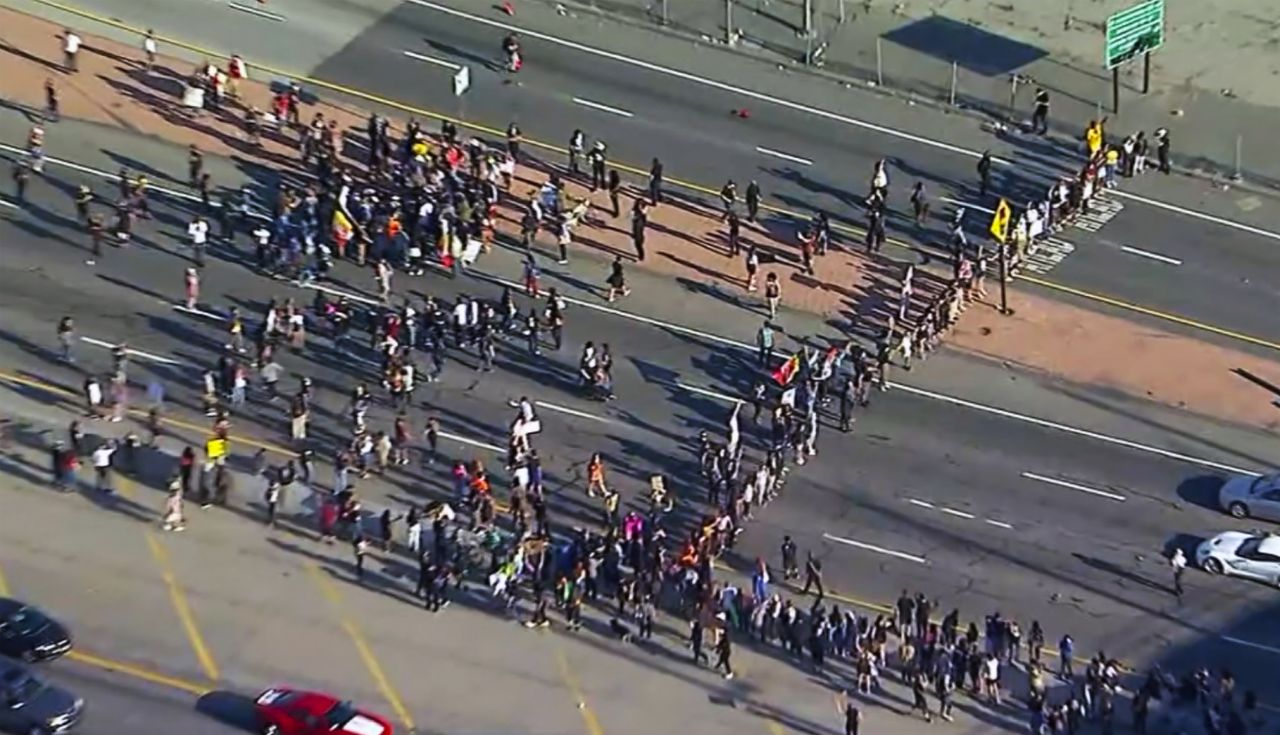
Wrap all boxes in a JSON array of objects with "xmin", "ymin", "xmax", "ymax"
[{"xmin": 1105, "ymin": 0, "xmax": 1165, "ymax": 69}]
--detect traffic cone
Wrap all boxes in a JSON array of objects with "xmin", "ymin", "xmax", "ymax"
[{"xmin": 501, "ymin": 0, "xmax": 515, "ymax": 14}]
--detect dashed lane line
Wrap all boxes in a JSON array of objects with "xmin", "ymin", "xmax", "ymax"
[
  {"xmin": 405, "ymin": 0, "xmax": 1280, "ymax": 244},
  {"xmin": 755, "ymin": 146, "xmax": 813, "ymax": 166},
  {"xmin": 821, "ymin": 532, "xmax": 928, "ymax": 564},
  {"xmin": 1119, "ymin": 245, "xmax": 1183, "ymax": 266},
  {"xmin": 1020, "ymin": 471, "xmax": 1127, "ymax": 502},
  {"xmin": 571, "ymin": 97, "xmax": 634, "ymax": 118},
  {"xmin": 17, "ymin": 1, "xmax": 1278, "ymax": 352}
]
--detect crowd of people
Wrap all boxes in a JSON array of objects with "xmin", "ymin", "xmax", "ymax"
[{"xmin": 23, "ymin": 30, "xmax": 1267, "ymax": 735}]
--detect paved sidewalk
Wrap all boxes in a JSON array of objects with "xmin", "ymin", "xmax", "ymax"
[{"xmin": 4, "ymin": 7, "xmax": 1280, "ymax": 433}]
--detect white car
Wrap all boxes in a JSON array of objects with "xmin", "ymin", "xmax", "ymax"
[{"xmin": 1195, "ymin": 532, "xmax": 1280, "ymax": 585}]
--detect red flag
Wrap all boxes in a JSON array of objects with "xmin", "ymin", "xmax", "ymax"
[{"xmin": 771, "ymin": 354, "xmax": 800, "ymax": 386}]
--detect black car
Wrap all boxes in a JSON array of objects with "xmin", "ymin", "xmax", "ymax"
[
  {"xmin": 0, "ymin": 658, "xmax": 82, "ymax": 733},
  {"xmin": 0, "ymin": 601, "xmax": 71, "ymax": 663}
]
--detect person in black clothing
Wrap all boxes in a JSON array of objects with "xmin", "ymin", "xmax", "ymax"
[
  {"xmin": 802, "ymin": 551, "xmax": 824, "ymax": 599},
  {"xmin": 1031, "ymin": 87, "xmax": 1050, "ymax": 134},
  {"xmin": 977, "ymin": 150, "xmax": 993, "ymax": 197},
  {"xmin": 727, "ymin": 210, "xmax": 741, "ymax": 257},
  {"xmin": 714, "ymin": 630, "xmax": 734, "ymax": 679},
  {"xmin": 631, "ymin": 198, "xmax": 649, "ymax": 261},
  {"xmin": 648, "ymin": 158, "xmax": 663, "ymax": 204},
  {"xmin": 745, "ymin": 180, "xmax": 761, "ymax": 223},
  {"xmin": 588, "ymin": 141, "xmax": 607, "ymax": 191},
  {"xmin": 607, "ymin": 169, "xmax": 622, "ymax": 217}
]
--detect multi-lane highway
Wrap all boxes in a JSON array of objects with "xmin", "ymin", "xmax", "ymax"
[
  {"xmin": 14, "ymin": 0, "xmax": 1280, "ymax": 352},
  {"xmin": 0, "ymin": 107, "xmax": 1277, "ymax": 705},
  {"xmin": 0, "ymin": 1, "xmax": 1279, "ymax": 731}
]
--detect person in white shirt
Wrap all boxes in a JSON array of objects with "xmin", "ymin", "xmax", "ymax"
[
  {"xmin": 188, "ymin": 216, "xmax": 209, "ymax": 267},
  {"xmin": 92, "ymin": 441, "xmax": 115, "ymax": 493},
  {"xmin": 63, "ymin": 29, "xmax": 81, "ymax": 71},
  {"xmin": 142, "ymin": 29, "xmax": 157, "ymax": 71}
]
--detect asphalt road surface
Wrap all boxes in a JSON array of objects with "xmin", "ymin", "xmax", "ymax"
[
  {"xmin": 0, "ymin": 114, "xmax": 1276, "ymax": 712},
  {"xmin": 12, "ymin": 0, "xmax": 1280, "ymax": 351}
]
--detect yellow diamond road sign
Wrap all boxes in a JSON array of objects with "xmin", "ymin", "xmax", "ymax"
[{"xmin": 989, "ymin": 198, "xmax": 1011, "ymax": 243}]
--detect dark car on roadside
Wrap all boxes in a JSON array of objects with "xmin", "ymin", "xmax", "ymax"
[
  {"xmin": 0, "ymin": 600, "xmax": 72, "ymax": 663},
  {"xmin": 0, "ymin": 657, "xmax": 83, "ymax": 733}
]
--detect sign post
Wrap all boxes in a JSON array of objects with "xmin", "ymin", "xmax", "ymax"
[
  {"xmin": 989, "ymin": 198, "xmax": 1013, "ymax": 315},
  {"xmin": 1104, "ymin": 0, "xmax": 1165, "ymax": 112}
]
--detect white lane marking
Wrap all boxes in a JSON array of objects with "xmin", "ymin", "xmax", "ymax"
[
  {"xmin": 985, "ymin": 519, "xmax": 1015, "ymax": 529},
  {"xmin": 940, "ymin": 507, "xmax": 976, "ymax": 519},
  {"xmin": 823, "ymin": 533, "xmax": 927, "ymax": 564},
  {"xmin": 227, "ymin": 1, "xmax": 286, "ymax": 22},
  {"xmin": 0, "ymin": 198, "xmax": 19, "ymax": 209},
  {"xmin": 402, "ymin": 50, "xmax": 462, "ymax": 70},
  {"xmin": 755, "ymin": 146, "xmax": 813, "ymax": 166},
  {"xmin": 571, "ymin": 97, "xmax": 634, "ymax": 118},
  {"xmin": 80, "ymin": 336, "xmax": 185, "ymax": 365},
  {"xmin": 892, "ymin": 383, "xmax": 1260, "ymax": 477},
  {"xmin": 940, "ymin": 197, "xmax": 994, "ymax": 214},
  {"xmin": 409, "ymin": 0, "xmax": 1280, "ymax": 244},
  {"xmin": 1221, "ymin": 636, "xmax": 1280, "ymax": 656},
  {"xmin": 1112, "ymin": 190, "xmax": 1280, "ymax": 243},
  {"xmin": 534, "ymin": 400, "xmax": 611, "ymax": 423},
  {"xmin": 675, "ymin": 381, "xmax": 740, "ymax": 403},
  {"xmin": 440, "ymin": 431, "xmax": 504, "ymax": 453},
  {"xmin": 172, "ymin": 304, "xmax": 226, "ymax": 321},
  {"xmin": 1120, "ymin": 245, "xmax": 1182, "ymax": 266},
  {"xmin": 407, "ymin": 0, "xmax": 1002, "ymax": 162},
  {"xmin": 907, "ymin": 498, "xmax": 935, "ymax": 509},
  {"xmin": 300, "ymin": 282, "xmax": 379, "ymax": 305},
  {"xmin": 6, "ymin": 147, "xmax": 1258, "ymax": 482},
  {"xmin": 1021, "ymin": 471, "xmax": 1127, "ymax": 502}
]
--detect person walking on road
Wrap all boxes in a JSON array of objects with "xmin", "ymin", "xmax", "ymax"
[
  {"xmin": 764, "ymin": 272, "xmax": 781, "ymax": 321},
  {"xmin": 142, "ymin": 29, "xmax": 157, "ymax": 71},
  {"xmin": 162, "ymin": 479, "xmax": 186, "ymax": 531},
  {"xmin": 714, "ymin": 628, "xmax": 734, "ymax": 679},
  {"xmin": 91, "ymin": 440, "xmax": 115, "ymax": 493},
  {"xmin": 11, "ymin": 160, "xmax": 30, "ymax": 206},
  {"xmin": 756, "ymin": 320, "xmax": 774, "ymax": 367},
  {"xmin": 567, "ymin": 129, "xmax": 585, "ymax": 174},
  {"xmin": 184, "ymin": 267, "xmax": 200, "ymax": 309},
  {"xmin": 1031, "ymin": 87, "xmax": 1050, "ymax": 134},
  {"xmin": 977, "ymin": 150, "xmax": 993, "ymax": 197},
  {"xmin": 62, "ymin": 28, "xmax": 81, "ymax": 72},
  {"xmin": 57, "ymin": 316, "xmax": 75, "ymax": 363},
  {"xmin": 745, "ymin": 180, "xmax": 761, "ymax": 223},
  {"xmin": 630, "ymin": 198, "xmax": 649, "ymax": 261},
  {"xmin": 588, "ymin": 140, "xmax": 607, "ymax": 191},
  {"xmin": 648, "ymin": 157, "xmax": 663, "ymax": 204},
  {"xmin": 188, "ymin": 215, "xmax": 209, "ymax": 267},
  {"xmin": 606, "ymin": 256, "xmax": 630, "ymax": 302},
  {"xmin": 1170, "ymin": 547, "xmax": 1187, "ymax": 602}
]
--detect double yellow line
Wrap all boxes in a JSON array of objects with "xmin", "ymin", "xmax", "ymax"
[{"xmin": 22, "ymin": 0, "xmax": 1280, "ymax": 354}]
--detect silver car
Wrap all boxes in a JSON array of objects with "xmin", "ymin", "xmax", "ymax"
[
  {"xmin": 1218, "ymin": 474, "xmax": 1280, "ymax": 522},
  {"xmin": 1195, "ymin": 531, "xmax": 1280, "ymax": 585}
]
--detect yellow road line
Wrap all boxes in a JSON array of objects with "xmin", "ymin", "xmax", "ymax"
[
  {"xmin": 306, "ymin": 564, "xmax": 415, "ymax": 731},
  {"xmin": 0, "ymin": 368, "xmax": 295, "ymax": 457},
  {"xmin": 555, "ymin": 649, "xmax": 606, "ymax": 735},
  {"xmin": 1019, "ymin": 274, "xmax": 1280, "ymax": 352},
  {"xmin": 0, "ymin": 560, "xmax": 10, "ymax": 596},
  {"xmin": 19, "ymin": 0, "xmax": 1280, "ymax": 355},
  {"xmin": 145, "ymin": 531, "xmax": 220, "ymax": 681},
  {"xmin": 66, "ymin": 650, "xmax": 212, "ymax": 696},
  {"xmin": 766, "ymin": 720, "xmax": 787, "ymax": 735}
]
